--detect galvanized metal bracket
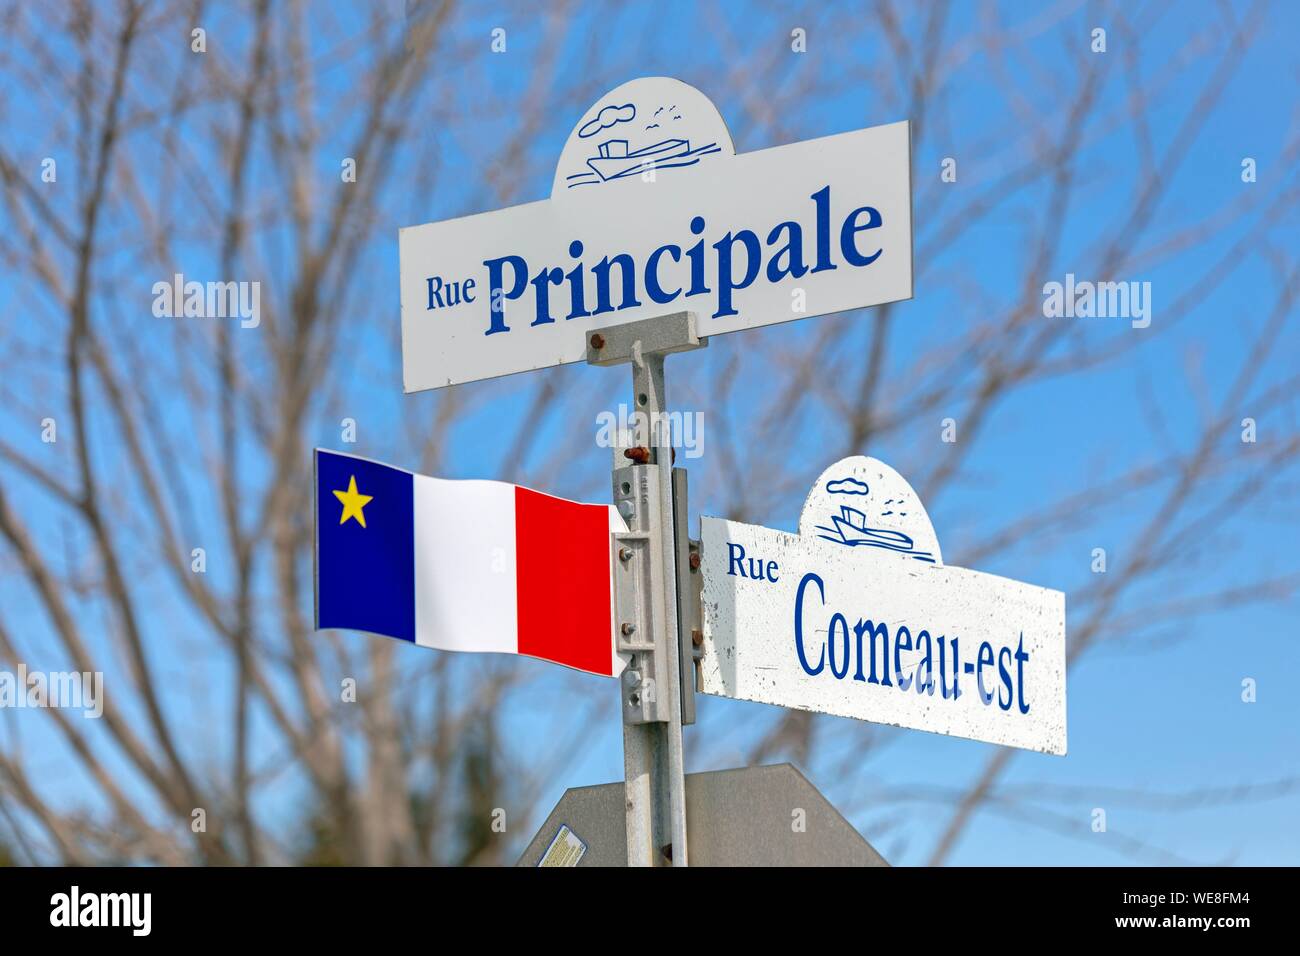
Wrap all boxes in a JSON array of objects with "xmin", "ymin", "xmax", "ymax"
[
  {"xmin": 596, "ymin": 313, "xmax": 706, "ymax": 731},
  {"xmin": 612, "ymin": 465, "xmax": 669, "ymax": 724},
  {"xmin": 586, "ymin": 311, "xmax": 707, "ymax": 367},
  {"xmin": 672, "ymin": 467, "xmax": 702, "ymax": 725}
]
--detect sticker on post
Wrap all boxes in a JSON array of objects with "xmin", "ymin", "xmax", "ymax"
[{"xmin": 537, "ymin": 824, "xmax": 588, "ymax": 867}]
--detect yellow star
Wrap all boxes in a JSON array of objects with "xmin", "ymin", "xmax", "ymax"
[{"xmin": 333, "ymin": 475, "xmax": 373, "ymax": 528}]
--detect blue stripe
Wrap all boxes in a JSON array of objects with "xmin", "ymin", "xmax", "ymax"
[{"xmin": 316, "ymin": 450, "xmax": 415, "ymax": 642}]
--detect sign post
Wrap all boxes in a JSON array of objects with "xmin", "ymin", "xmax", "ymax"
[
  {"xmin": 588, "ymin": 311, "xmax": 705, "ymax": 866},
  {"xmin": 380, "ymin": 73, "xmax": 1067, "ymax": 866}
]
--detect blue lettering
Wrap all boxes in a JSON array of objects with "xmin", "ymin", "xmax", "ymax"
[
  {"xmin": 840, "ymin": 205, "xmax": 882, "ymax": 267},
  {"xmin": 1015, "ymin": 633, "xmax": 1030, "ymax": 714},
  {"xmin": 685, "ymin": 216, "xmax": 709, "ymax": 296},
  {"xmin": 726, "ymin": 542, "xmax": 747, "ymax": 577},
  {"xmin": 646, "ymin": 244, "xmax": 683, "ymax": 304},
  {"xmin": 894, "ymin": 624, "xmax": 913, "ymax": 691},
  {"xmin": 794, "ymin": 572, "xmax": 826, "ymax": 676},
  {"xmin": 976, "ymin": 641, "xmax": 995, "ymax": 705},
  {"xmin": 474, "ymin": 187, "xmax": 893, "ymax": 337},
  {"xmin": 592, "ymin": 252, "xmax": 642, "ymax": 315},
  {"xmin": 997, "ymin": 647, "xmax": 1013, "ymax": 711},
  {"xmin": 809, "ymin": 185, "xmax": 837, "ymax": 274},
  {"xmin": 426, "ymin": 276, "xmax": 445, "ymax": 309},
  {"xmin": 529, "ymin": 266, "xmax": 564, "ymax": 326},
  {"xmin": 915, "ymin": 629, "xmax": 934, "ymax": 696},
  {"xmin": 852, "ymin": 619, "xmax": 891, "ymax": 686},
  {"xmin": 564, "ymin": 240, "xmax": 590, "ymax": 319},
  {"xmin": 483, "ymin": 255, "xmax": 528, "ymax": 335},
  {"xmin": 765, "ymin": 220, "xmax": 808, "ymax": 282},
  {"xmin": 712, "ymin": 229, "xmax": 761, "ymax": 318},
  {"xmin": 828, "ymin": 613, "xmax": 850, "ymax": 679}
]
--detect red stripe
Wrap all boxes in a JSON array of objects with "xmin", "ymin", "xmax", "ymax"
[{"xmin": 514, "ymin": 486, "xmax": 614, "ymax": 676}]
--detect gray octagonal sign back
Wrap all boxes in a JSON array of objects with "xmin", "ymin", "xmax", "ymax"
[{"xmin": 518, "ymin": 763, "xmax": 887, "ymax": 867}]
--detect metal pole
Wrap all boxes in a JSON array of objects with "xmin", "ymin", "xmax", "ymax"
[
  {"xmin": 644, "ymin": 355, "xmax": 689, "ymax": 865},
  {"xmin": 589, "ymin": 312, "xmax": 704, "ymax": 867}
]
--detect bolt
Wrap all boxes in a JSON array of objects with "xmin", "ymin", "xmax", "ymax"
[
  {"xmin": 621, "ymin": 622, "xmax": 637, "ymax": 636},
  {"xmin": 624, "ymin": 669, "xmax": 640, "ymax": 686},
  {"xmin": 617, "ymin": 499, "xmax": 636, "ymax": 519},
  {"xmin": 590, "ymin": 333, "xmax": 605, "ymax": 350},
  {"xmin": 692, "ymin": 628, "xmax": 703, "ymax": 647},
  {"xmin": 624, "ymin": 446, "xmax": 651, "ymax": 464},
  {"xmin": 688, "ymin": 551, "xmax": 701, "ymax": 571},
  {"xmin": 619, "ymin": 547, "xmax": 634, "ymax": 562}
]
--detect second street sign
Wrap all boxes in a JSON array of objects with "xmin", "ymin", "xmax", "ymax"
[
  {"xmin": 399, "ymin": 76, "xmax": 912, "ymax": 390},
  {"xmin": 699, "ymin": 456, "xmax": 1067, "ymax": 755}
]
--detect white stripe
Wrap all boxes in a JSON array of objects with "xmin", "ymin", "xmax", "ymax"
[{"xmin": 413, "ymin": 476, "xmax": 518, "ymax": 655}]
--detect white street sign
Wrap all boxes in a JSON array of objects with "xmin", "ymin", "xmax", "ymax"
[
  {"xmin": 699, "ymin": 457, "xmax": 1067, "ymax": 755},
  {"xmin": 399, "ymin": 76, "xmax": 912, "ymax": 390}
]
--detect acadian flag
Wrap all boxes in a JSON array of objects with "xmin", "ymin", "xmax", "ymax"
[{"xmin": 314, "ymin": 449, "xmax": 626, "ymax": 677}]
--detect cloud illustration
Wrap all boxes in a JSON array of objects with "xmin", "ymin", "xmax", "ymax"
[
  {"xmin": 826, "ymin": 477, "xmax": 869, "ymax": 496},
  {"xmin": 578, "ymin": 103, "xmax": 636, "ymax": 138}
]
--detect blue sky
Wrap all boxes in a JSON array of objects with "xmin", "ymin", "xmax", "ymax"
[
  {"xmin": 440, "ymin": 1, "xmax": 1300, "ymax": 865},
  {"xmin": 1, "ymin": 1, "xmax": 1296, "ymax": 865}
]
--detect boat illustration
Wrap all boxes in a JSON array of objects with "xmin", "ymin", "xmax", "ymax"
[
  {"xmin": 585, "ymin": 137, "xmax": 710, "ymax": 182},
  {"xmin": 815, "ymin": 505, "xmax": 935, "ymax": 561}
]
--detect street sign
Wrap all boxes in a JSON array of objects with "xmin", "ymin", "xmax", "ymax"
[
  {"xmin": 385, "ymin": 70, "xmax": 1070, "ymax": 867},
  {"xmin": 399, "ymin": 76, "xmax": 912, "ymax": 390},
  {"xmin": 698, "ymin": 456, "xmax": 1067, "ymax": 755},
  {"xmin": 517, "ymin": 763, "xmax": 887, "ymax": 867}
]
